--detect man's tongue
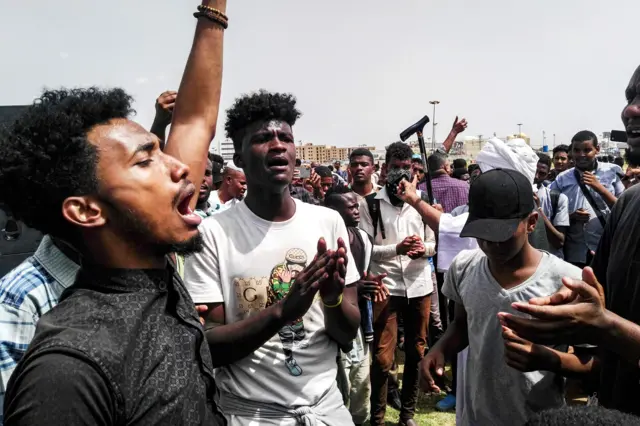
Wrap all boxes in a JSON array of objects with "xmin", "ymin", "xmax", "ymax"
[
  {"xmin": 178, "ymin": 197, "xmax": 202, "ymax": 226},
  {"xmin": 182, "ymin": 210, "xmax": 202, "ymax": 226}
]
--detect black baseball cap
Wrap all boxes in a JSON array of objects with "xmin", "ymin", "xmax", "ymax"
[{"xmin": 460, "ymin": 168, "xmax": 535, "ymax": 243}]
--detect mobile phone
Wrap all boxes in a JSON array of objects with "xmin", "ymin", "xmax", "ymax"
[
  {"xmin": 610, "ymin": 130, "xmax": 628, "ymax": 142},
  {"xmin": 297, "ymin": 167, "xmax": 310, "ymax": 179}
]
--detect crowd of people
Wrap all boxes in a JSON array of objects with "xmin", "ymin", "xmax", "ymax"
[{"xmin": 1, "ymin": 1, "xmax": 640, "ymax": 425}]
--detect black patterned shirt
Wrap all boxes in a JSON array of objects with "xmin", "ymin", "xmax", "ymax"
[{"xmin": 3, "ymin": 263, "xmax": 225, "ymax": 426}]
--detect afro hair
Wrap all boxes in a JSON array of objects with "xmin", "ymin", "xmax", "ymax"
[
  {"xmin": 225, "ymin": 90, "xmax": 302, "ymax": 152},
  {"xmin": 525, "ymin": 406, "xmax": 640, "ymax": 426},
  {"xmin": 0, "ymin": 87, "xmax": 134, "ymax": 239},
  {"xmin": 385, "ymin": 141, "xmax": 414, "ymax": 165}
]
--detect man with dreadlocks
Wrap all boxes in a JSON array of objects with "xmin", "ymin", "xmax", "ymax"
[{"xmin": 184, "ymin": 90, "xmax": 361, "ymax": 426}]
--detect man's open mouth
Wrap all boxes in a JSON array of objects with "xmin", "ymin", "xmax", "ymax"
[
  {"xmin": 176, "ymin": 184, "xmax": 202, "ymax": 227},
  {"xmin": 267, "ymin": 156, "xmax": 289, "ymax": 171}
]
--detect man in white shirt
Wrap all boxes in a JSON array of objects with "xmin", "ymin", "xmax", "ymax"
[
  {"xmin": 359, "ymin": 142, "xmax": 436, "ymax": 426},
  {"xmin": 208, "ymin": 163, "xmax": 247, "ymax": 214},
  {"xmin": 184, "ymin": 90, "xmax": 361, "ymax": 426}
]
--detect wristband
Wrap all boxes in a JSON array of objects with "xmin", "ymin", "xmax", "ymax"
[{"xmin": 323, "ymin": 293, "xmax": 343, "ymax": 308}]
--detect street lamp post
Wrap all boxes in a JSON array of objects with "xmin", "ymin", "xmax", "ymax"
[
  {"xmin": 429, "ymin": 100, "xmax": 440, "ymax": 152},
  {"xmin": 517, "ymin": 123, "xmax": 523, "ymax": 135},
  {"xmin": 553, "ymin": 133, "xmax": 556, "ymax": 148}
]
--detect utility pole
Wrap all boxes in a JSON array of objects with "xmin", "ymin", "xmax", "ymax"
[
  {"xmin": 430, "ymin": 100, "xmax": 440, "ymax": 152},
  {"xmin": 553, "ymin": 133, "xmax": 556, "ymax": 147},
  {"xmin": 543, "ymin": 130, "xmax": 547, "ymax": 149}
]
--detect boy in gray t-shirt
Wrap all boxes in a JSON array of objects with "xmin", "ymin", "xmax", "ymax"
[{"xmin": 420, "ymin": 169, "xmax": 585, "ymax": 426}]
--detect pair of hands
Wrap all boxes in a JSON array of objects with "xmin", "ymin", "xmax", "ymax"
[
  {"xmin": 419, "ymin": 267, "xmax": 607, "ymax": 392},
  {"xmin": 396, "ymin": 235, "xmax": 427, "ymax": 259},
  {"xmin": 499, "ymin": 266, "xmax": 607, "ymax": 347},
  {"xmin": 498, "ymin": 267, "xmax": 607, "ymax": 372},
  {"xmin": 357, "ymin": 272, "xmax": 390, "ymax": 303},
  {"xmin": 194, "ymin": 238, "xmax": 349, "ymax": 326},
  {"xmin": 281, "ymin": 237, "xmax": 348, "ymax": 321}
]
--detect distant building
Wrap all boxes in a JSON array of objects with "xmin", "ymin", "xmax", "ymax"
[
  {"xmin": 220, "ymin": 139, "xmax": 235, "ymax": 162},
  {"xmin": 295, "ymin": 143, "xmax": 376, "ymax": 164}
]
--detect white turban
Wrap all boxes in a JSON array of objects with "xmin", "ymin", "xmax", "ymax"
[{"xmin": 475, "ymin": 138, "xmax": 538, "ymax": 188}]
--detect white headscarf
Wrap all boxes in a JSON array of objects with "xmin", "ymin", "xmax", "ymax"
[
  {"xmin": 475, "ymin": 138, "xmax": 538, "ymax": 188},
  {"xmin": 436, "ymin": 137, "xmax": 539, "ymax": 272}
]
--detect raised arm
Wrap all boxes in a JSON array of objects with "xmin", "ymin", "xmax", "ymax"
[
  {"xmin": 440, "ymin": 116, "xmax": 468, "ymax": 154},
  {"xmin": 397, "ymin": 176, "xmax": 442, "ymax": 231},
  {"xmin": 164, "ymin": 0, "xmax": 227, "ymax": 209}
]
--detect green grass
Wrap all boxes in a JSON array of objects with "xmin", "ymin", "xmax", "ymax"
[
  {"xmin": 364, "ymin": 353, "xmax": 456, "ymax": 426},
  {"xmin": 380, "ymin": 391, "xmax": 456, "ymax": 426}
]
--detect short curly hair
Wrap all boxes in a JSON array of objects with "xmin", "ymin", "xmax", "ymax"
[
  {"xmin": 526, "ymin": 406, "xmax": 640, "ymax": 426},
  {"xmin": 324, "ymin": 185, "xmax": 353, "ymax": 208},
  {"xmin": 225, "ymin": 90, "xmax": 302, "ymax": 152},
  {"xmin": 0, "ymin": 87, "xmax": 134, "ymax": 239},
  {"xmin": 385, "ymin": 141, "xmax": 414, "ymax": 164}
]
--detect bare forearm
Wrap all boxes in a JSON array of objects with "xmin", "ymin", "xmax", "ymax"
[
  {"xmin": 441, "ymin": 130, "xmax": 458, "ymax": 154},
  {"xmin": 408, "ymin": 198, "xmax": 442, "ymax": 232},
  {"xmin": 538, "ymin": 209, "xmax": 565, "ymax": 249},
  {"xmin": 165, "ymin": 0, "xmax": 226, "ymax": 208},
  {"xmin": 206, "ymin": 304, "xmax": 285, "ymax": 367},
  {"xmin": 549, "ymin": 350, "xmax": 599, "ymax": 379},
  {"xmin": 149, "ymin": 120, "xmax": 167, "ymax": 143},
  {"xmin": 594, "ymin": 186, "xmax": 617, "ymax": 207},
  {"xmin": 433, "ymin": 318, "xmax": 469, "ymax": 358},
  {"xmin": 600, "ymin": 310, "xmax": 640, "ymax": 365},
  {"xmin": 324, "ymin": 286, "xmax": 360, "ymax": 347}
]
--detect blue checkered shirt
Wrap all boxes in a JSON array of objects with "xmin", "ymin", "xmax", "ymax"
[{"xmin": 0, "ymin": 236, "xmax": 78, "ymax": 425}]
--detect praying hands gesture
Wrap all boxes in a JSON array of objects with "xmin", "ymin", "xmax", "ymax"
[
  {"xmin": 318, "ymin": 237, "xmax": 350, "ymax": 306},
  {"xmin": 281, "ymin": 238, "xmax": 338, "ymax": 321}
]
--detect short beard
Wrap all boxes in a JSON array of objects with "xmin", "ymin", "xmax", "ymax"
[
  {"xmin": 169, "ymin": 233, "xmax": 204, "ymax": 257},
  {"xmin": 625, "ymin": 149, "xmax": 640, "ymax": 168},
  {"xmin": 104, "ymin": 198, "xmax": 205, "ymax": 259}
]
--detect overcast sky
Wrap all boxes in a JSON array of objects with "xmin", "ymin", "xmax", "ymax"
[{"xmin": 1, "ymin": 0, "xmax": 638, "ymax": 149}]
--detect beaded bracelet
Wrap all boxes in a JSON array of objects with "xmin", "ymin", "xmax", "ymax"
[
  {"xmin": 194, "ymin": 5, "xmax": 228, "ymax": 29},
  {"xmin": 323, "ymin": 293, "xmax": 343, "ymax": 309},
  {"xmin": 198, "ymin": 4, "xmax": 227, "ymax": 20}
]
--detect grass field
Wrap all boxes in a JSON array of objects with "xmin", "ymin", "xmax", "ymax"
[
  {"xmin": 364, "ymin": 353, "xmax": 456, "ymax": 426},
  {"xmin": 380, "ymin": 391, "xmax": 456, "ymax": 426}
]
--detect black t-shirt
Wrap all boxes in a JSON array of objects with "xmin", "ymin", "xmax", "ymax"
[{"xmin": 591, "ymin": 184, "xmax": 640, "ymax": 415}]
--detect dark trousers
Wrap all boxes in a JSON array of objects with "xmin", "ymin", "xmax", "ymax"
[
  {"xmin": 370, "ymin": 295, "xmax": 430, "ymax": 425},
  {"xmin": 436, "ymin": 272, "xmax": 448, "ymax": 330}
]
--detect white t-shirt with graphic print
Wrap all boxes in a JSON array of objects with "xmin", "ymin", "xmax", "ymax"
[{"xmin": 184, "ymin": 199, "xmax": 360, "ymax": 408}]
